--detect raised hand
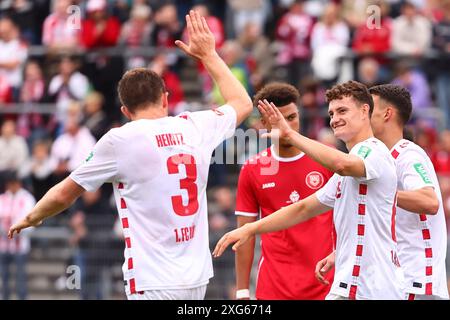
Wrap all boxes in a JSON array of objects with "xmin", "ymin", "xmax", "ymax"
[
  {"xmin": 314, "ymin": 251, "xmax": 335, "ymax": 285},
  {"xmin": 212, "ymin": 224, "xmax": 254, "ymax": 258},
  {"xmin": 257, "ymin": 99, "xmax": 293, "ymax": 141},
  {"xmin": 175, "ymin": 10, "xmax": 216, "ymax": 60}
]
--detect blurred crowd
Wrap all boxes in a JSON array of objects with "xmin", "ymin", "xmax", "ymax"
[{"xmin": 0, "ymin": 0, "xmax": 449, "ymax": 299}]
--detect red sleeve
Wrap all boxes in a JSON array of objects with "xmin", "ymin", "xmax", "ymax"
[
  {"xmin": 235, "ymin": 163, "xmax": 259, "ymax": 216},
  {"xmin": 99, "ymin": 18, "xmax": 121, "ymax": 47},
  {"xmin": 81, "ymin": 20, "xmax": 96, "ymax": 48}
]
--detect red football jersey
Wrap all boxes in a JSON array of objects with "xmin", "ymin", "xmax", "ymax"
[{"xmin": 236, "ymin": 146, "xmax": 335, "ymax": 300}]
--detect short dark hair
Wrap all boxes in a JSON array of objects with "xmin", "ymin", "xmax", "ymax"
[
  {"xmin": 325, "ymin": 80, "xmax": 374, "ymax": 117},
  {"xmin": 117, "ymin": 68, "xmax": 166, "ymax": 113},
  {"xmin": 369, "ymin": 84, "xmax": 412, "ymax": 125},
  {"xmin": 253, "ymin": 82, "xmax": 300, "ymax": 109}
]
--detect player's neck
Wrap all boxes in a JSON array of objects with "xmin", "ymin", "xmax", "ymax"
[
  {"xmin": 273, "ymin": 144, "xmax": 302, "ymax": 158},
  {"xmin": 345, "ymin": 126, "xmax": 374, "ymax": 150},
  {"xmin": 378, "ymin": 125, "xmax": 404, "ymax": 150},
  {"xmin": 131, "ymin": 107, "xmax": 168, "ymax": 120}
]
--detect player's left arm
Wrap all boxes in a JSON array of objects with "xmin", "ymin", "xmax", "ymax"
[
  {"xmin": 8, "ymin": 177, "xmax": 85, "ymax": 238},
  {"xmin": 397, "ymin": 187, "xmax": 439, "ymax": 215},
  {"xmin": 396, "ymin": 152, "xmax": 440, "ymax": 215},
  {"xmin": 213, "ymin": 194, "xmax": 332, "ymax": 257},
  {"xmin": 258, "ymin": 100, "xmax": 366, "ymax": 177}
]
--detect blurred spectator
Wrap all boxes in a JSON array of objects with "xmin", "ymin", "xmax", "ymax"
[
  {"xmin": 391, "ymin": 62, "xmax": 432, "ymax": 117},
  {"xmin": 341, "ymin": 0, "xmax": 372, "ymax": 29},
  {"xmin": 352, "ymin": 0, "xmax": 392, "ymax": 62},
  {"xmin": 50, "ymin": 102, "xmax": 96, "ymax": 183},
  {"xmin": 434, "ymin": 130, "xmax": 450, "ymax": 176},
  {"xmin": 0, "ymin": 16, "xmax": 28, "ymax": 100},
  {"xmin": 69, "ymin": 189, "xmax": 115, "ymax": 300},
  {"xmin": 211, "ymin": 40, "xmax": 250, "ymax": 106},
  {"xmin": 310, "ymin": 2, "xmax": 349, "ymax": 84},
  {"xmin": 148, "ymin": 54, "xmax": 185, "ymax": 115},
  {"xmin": 119, "ymin": 4, "xmax": 154, "ymax": 69},
  {"xmin": 47, "ymin": 55, "xmax": 90, "ymax": 127},
  {"xmin": 0, "ymin": 120, "xmax": 29, "ymax": 192},
  {"xmin": 152, "ymin": 3, "xmax": 181, "ymax": 49},
  {"xmin": 298, "ymin": 77, "xmax": 327, "ymax": 139},
  {"xmin": 276, "ymin": 0, "xmax": 314, "ymax": 86},
  {"xmin": 238, "ymin": 21, "xmax": 273, "ymax": 91},
  {"xmin": 208, "ymin": 186, "xmax": 236, "ymax": 299},
  {"xmin": 21, "ymin": 140, "xmax": 55, "ymax": 201},
  {"xmin": 118, "ymin": 4, "xmax": 153, "ymax": 47},
  {"xmin": 82, "ymin": 91, "xmax": 109, "ymax": 141},
  {"xmin": 42, "ymin": 0, "xmax": 81, "ymax": 51},
  {"xmin": 17, "ymin": 60, "xmax": 54, "ymax": 141},
  {"xmin": 226, "ymin": 0, "xmax": 270, "ymax": 38},
  {"xmin": 2, "ymin": 0, "xmax": 37, "ymax": 45},
  {"xmin": 357, "ymin": 57, "xmax": 383, "ymax": 87},
  {"xmin": 0, "ymin": 171, "xmax": 35, "ymax": 300},
  {"xmin": 81, "ymin": 0, "xmax": 121, "ymax": 49},
  {"xmin": 391, "ymin": 1, "xmax": 432, "ymax": 56},
  {"xmin": 0, "ymin": 74, "xmax": 13, "ymax": 104},
  {"xmin": 433, "ymin": 0, "xmax": 450, "ymax": 130}
]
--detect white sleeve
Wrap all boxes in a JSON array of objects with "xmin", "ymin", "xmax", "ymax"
[
  {"xmin": 184, "ymin": 104, "xmax": 237, "ymax": 150},
  {"xmin": 69, "ymin": 132, "xmax": 118, "ymax": 192},
  {"xmin": 315, "ymin": 173, "xmax": 339, "ymax": 208},
  {"xmin": 350, "ymin": 142, "xmax": 383, "ymax": 182},
  {"xmin": 399, "ymin": 150, "xmax": 435, "ymax": 191}
]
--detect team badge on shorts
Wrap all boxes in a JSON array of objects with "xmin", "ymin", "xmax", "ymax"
[{"xmin": 305, "ymin": 171, "xmax": 325, "ymax": 189}]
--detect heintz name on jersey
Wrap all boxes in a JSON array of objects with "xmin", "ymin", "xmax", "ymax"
[{"xmin": 174, "ymin": 224, "xmax": 196, "ymax": 243}]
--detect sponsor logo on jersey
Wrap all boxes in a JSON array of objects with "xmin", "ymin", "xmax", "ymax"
[
  {"xmin": 413, "ymin": 163, "xmax": 432, "ymax": 184},
  {"xmin": 305, "ymin": 171, "xmax": 325, "ymax": 189},
  {"xmin": 262, "ymin": 182, "xmax": 275, "ymax": 189},
  {"xmin": 289, "ymin": 190, "xmax": 300, "ymax": 203},
  {"xmin": 357, "ymin": 145, "xmax": 372, "ymax": 159},
  {"xmin": 85, "ymin": 151, "xmax": 93, "ymax": 162}
]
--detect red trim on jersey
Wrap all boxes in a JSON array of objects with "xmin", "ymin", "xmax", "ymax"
[
  {"xmin": 422, "ymin": 229, "xmax": 431, "ymax": 240},
  {"xmin": 426, "ymin": 266, "xmax": 433, "ymax": 276},
  {"xmin": 118, "ymin": 182, "xmax": 124, "ymax": 189},
  {"xmin": 125, "ymin": 237, "xmax": 131, "ymax": 248},
  {"xmin": 391, "ymin": 149, "xmax": 399, "ymax": 159},
  {"xmin": 129, "ymin": 278, "xmax": 136, "ymax": 294},
  {"xmin": 426, "ymin": 283, "xmax": 433, "ymax": 295},
  {"xmin": 391, "ymin": 194, "xmax": 397, "ymax": 242},
  {"xmin": 121, "ymin": 218, "xmax": 129, "ymax": 229},
  {"xmin": 358, "ymin": 204, "xmax": 366, "ymax": 215},
  {"xmin": 352, "ymin": 265, "xmax": 361, "ymax": 277},
  {"xmin": 408, "ymin": 293, "xmax": 416, "ymax": 300},
  {"xmin": 357, "ymin": 224, "xmax": 365, "ymax": 236},
  {"xmin": 128, "ymin": 258, "xmax": 134, "ymax": 270},
  {"xmin": 121, "ymin": 198, "xmax": 127, "ymax": 209},
  {"xmin": 419, "ymin": 214, "xmax": 427, "ymax": 221},
  {"xmin": 356, "ymin": 245, "xmax": 363, "ymax": 256},
  {"xmin": 425, "ymin": 248, "xmax": 433, "ymax": 258},
  {"xmin": 359, "ymin": 184, "xmax": 367, "ymax": 195},
  {"xmin": 349, "ymin": 285, "xmax": 357, "ymax": 300}
]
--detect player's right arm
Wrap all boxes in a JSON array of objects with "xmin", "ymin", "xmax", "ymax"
[
  {"xmin": 175, "ymin": 10, "xmax": 252, "ymax": 126},
  {"xmin": 235, "ymin": 215, "xmax": 257, "ymax": 299},
  {"xmin": 213, "ymin": 194, "xmax": 331, "ymax": 257}
]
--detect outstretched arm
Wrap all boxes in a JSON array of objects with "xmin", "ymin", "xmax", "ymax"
[
  {"xmin": 213, "ymin": 194, "xmax": 331, "ymax": 257},
  {"xmin": 258, "ymin": 100, "xmax": 366, "ymax": 177},
  {"xmin": 397, "ymin": 187, "xmax": 439, "ymax": 215},
  {"xmin": 175, "ymin": 10, "xmax": 252, "ymax": 126},
  {"xmin": 9, "ymin": 177, "xmax": 85, "ymax": 238}
]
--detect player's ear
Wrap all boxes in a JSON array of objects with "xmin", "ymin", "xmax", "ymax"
[
  {"xmin": 385, "ymin": 106, "xmax": 394, "ymax": 122},
  {"xmin": 162, "ymin": 92, "xmax": 169, "ymax": 110},
  {"xmin": 120, "ymin": 106, "xmax": 132, "ymax": 120}
]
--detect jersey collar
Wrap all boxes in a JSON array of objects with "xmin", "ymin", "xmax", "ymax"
[{"xmin": 270, "ymin": 145, "xmax": 305, "ymax": 162}]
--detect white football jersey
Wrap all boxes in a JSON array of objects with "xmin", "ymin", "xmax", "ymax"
[
  {"xmin": 391, "ymin": 139, "xmax": 449, "ymax": 299},
  {"xmin": 70, "ymin": 105, "xmax": 236, "ymax": 294},
  {"xmin": 316, "ymin": 137, "xmax": 404, "ymax": 299}
]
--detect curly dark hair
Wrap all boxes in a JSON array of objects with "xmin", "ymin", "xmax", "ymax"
[
  {"xmin": 253, "ymin": 82, "xmax": 300, "ymax": 109},
  {"xmin": 325, "ymin": 80, "xmax": 374, "ymax": 117},
  {"xmin": 118, "ymin": 68, "xmax": 166, "ymax": 113},
  {"xmin": 369, "ymin": 84, "xmax": 412, "ymax": 125}
]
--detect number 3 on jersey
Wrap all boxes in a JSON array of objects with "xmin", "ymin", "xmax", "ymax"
[{"xmin": 167, "ymin": 154, "xmax": 199, "ymax": 216}]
